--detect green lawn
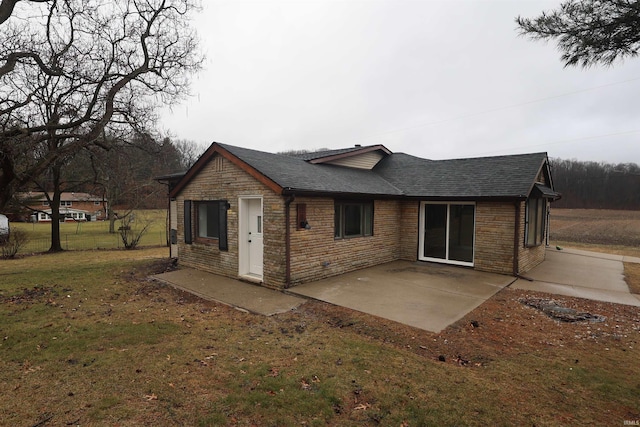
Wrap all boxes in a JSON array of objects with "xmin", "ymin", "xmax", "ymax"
[{"xmin": 10, "ymin": 210, "xmax": 168, "ymax": 253}]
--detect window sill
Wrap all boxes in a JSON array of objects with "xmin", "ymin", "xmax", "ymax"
[
  {"xmin": 335, "ymin": 235, "xmax": 373, "ymax": 240},
  {"xmin": 194, "ymin": 237, "xmax": 220, "ymax": 246},
  {"xmin": 525, "ymin": 243, "xmax": 543, "ymax": 248}
]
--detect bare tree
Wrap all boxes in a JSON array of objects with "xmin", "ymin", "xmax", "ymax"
[
  {"xmin": 0, "ymin": 0, "xmax": 202, "ymax": 251},
  {"xmin": 550, "ymin": 158, "xmax": 640, "ymax": 209},
  {"xmin": 171, "ymin": 138, "xmax": 206, "ymax": 170},
  {"xmin": 0, "ymin": 0, "xmax": 49, "ymax": 26}
]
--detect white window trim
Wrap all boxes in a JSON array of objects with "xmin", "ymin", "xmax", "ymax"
[{"xmin": 418, "ymin": 201, "xmax": 476, "ymax": 267}]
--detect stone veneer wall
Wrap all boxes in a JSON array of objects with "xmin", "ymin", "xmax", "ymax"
[
  {"xmin": 399, "ymin": 201, "xmax": 419, "ymax": 261},
  {"xmin": 176, "ymin": 154, "xmax": 287, "ymax": 288},
  {"xmin": 288, "ymin": 198, "xmax": 401, "ymax": 285},
  {"xmin": 474, "ymin": 202, "xmax": 517, "ymax": 275}
]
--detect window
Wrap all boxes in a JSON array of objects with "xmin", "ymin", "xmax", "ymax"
[
  {"xmin": 197, "ymin": 201, "xmax": 221, "ymax": 239},
  {"xmin": 334, "ymin": 201, "xmax": 373, "ymax": 239},
  {"xmin": 42, "ymin": 201, "xmax": 50, "ymax": 206},
  {"xmin": 184, "ymin": 200, "xmax": 229, "ymax": 251},
  {"xmin": 420, "ymin": 202, "xmax": 475, "ymax": 265},
  {"xmin": 61, "ymin": 201, "xmax": 72, "ymax": 207},
  {"xmin": 94, "ymin": 201, "xmax": 101, "ymax": 205},
  {"xmin": 525, "ymin": 198, "xmax": 545, "ymax": 247}
]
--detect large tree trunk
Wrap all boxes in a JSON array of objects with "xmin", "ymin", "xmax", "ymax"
[
  {"xmin": 49, "ymin": 166, "xmax": 63, "ymax": 252},
  {"xmin": 108, "ymin": 208, "xmax": 117, "ymax": 234}
]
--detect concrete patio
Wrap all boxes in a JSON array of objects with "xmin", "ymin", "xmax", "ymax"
[
  {"xmin": 151, "ymin": 247, "xmax": 640, "ymax": 334},
  {"xmin": 288, "ymin": 261, "xmax": 514, "ymax": 332}
]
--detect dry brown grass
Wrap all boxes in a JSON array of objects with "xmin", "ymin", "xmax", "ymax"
[
  {"xmin": 1, "ymin": 247, "xmax": 639, "ymax": 426},
  {"xmin": 550, "ymin": 208, "xmax": 640, "ymax": 249},
  {"xmin": 624, "ymin": 262, "xmax": 640, "ymax": 294}
]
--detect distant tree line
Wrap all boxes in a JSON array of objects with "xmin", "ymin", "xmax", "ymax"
[{"xmin": 550, "ymin": 158, "xmax": 640, "ymax": 209}]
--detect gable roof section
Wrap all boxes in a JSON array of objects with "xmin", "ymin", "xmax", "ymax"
[
  {"xmin": 170, "ymin": 143, "xmax": 403, "ymax": 198},
  {"xmin": 220, "ymin": 143, "xmax": 403, "ymax": 196},
  {"xmin": 373, "ymin": 152, "xmax": 552, "ymax": 200},
  {"xmin": 170, "ymin": 142, "xmax": 556, "ymax": 201}
]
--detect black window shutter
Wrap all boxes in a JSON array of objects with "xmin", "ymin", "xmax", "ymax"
[
  {"xmin": 218, "ymin": 201, "xmax": 228, "ymax": 251},
  {"xmin": 184, "ymin": 200, "xmax": 192, "ymax": 244}
]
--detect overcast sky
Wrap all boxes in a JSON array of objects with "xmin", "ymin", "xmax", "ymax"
[{"xmin": 160, "ymin": 0, "xmax": 640, "ymax": 164}]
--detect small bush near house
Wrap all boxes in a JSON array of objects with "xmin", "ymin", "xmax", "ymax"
[
  {"xmin": 118, "ymin": 212, "xmax": 153, "ymax": 249},
  {"xmin": 1, "ymin": 229, "xmax": 28, "ymax": 258}
]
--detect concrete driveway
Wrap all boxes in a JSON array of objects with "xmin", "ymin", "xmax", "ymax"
[
  {"xmin": 512, "ymin": 248, "xmax": 640, "ymax": 307},
  {"xmin": 288, "ymin": 260, "xmax": 514, "ymax": 333}
]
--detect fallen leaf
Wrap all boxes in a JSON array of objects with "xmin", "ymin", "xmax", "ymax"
[
  {"xmin": 354, "ymin": 403, "xmax": 371, "ymax": 411},
  {"xmin": 144, "ymin": 394, "xmax": 158, "ymax": 401}
]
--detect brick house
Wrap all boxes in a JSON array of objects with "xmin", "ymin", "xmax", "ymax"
[
  {"xmin": 161, "ymin": 143, "xmax": 559, "ymax": 289},
  {"xmin": 22, "ymin": 192, "xmax": 107, "ymax": 222}
]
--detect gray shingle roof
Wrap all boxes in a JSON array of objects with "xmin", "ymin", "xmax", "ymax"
[
  {"xmin": 220, "ymin": 143, "xmax": 403, "ymax": 196},
  {"xmin": 184, "ymin": 143, "xmax": 552, "ymax": 200},
  {"xmin": 373, "ymin": 152, "xmax": 549, "ymax": 198}
]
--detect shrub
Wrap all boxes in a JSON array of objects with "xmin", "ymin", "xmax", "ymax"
[
  {"xmin": 118, "ymin": 214, "xmax": 152, "ymax": 250},
  {"xmin": 1, "ymin": 229, "xmax": 29, "ymax": 258}
]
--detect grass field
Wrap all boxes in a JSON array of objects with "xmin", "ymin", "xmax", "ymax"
[
  {"xmin": 10, "ymin": 210, "xmax": 168, "ymax": 253},
  {"xmin": 550, "ymin": 208, "xmax": 640, "ymax": 252},
  {"xmin": 0, "ymin": 209, "xmax": 638, "ymax": 425}
]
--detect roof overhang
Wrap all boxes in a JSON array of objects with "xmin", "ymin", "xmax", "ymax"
[
  {"xmin": 169, "ymin": 142, "xmax": 284, "ymax": 198},
  {"xmin": 402, "ymin": 195, "xmax": 528, "ymax": 202},
  {"xmin": 281, "ymin": 187, "xmax": 403, "ymax": 200},
  {"xmin": 532, "ymin": 183, "xmax": 562, "ymax": 201}
]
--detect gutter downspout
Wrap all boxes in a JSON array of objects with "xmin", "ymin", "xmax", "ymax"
[
  {"xmin": 284, "ymin": 194, "xmax": 295, "ymax": 288},
  {"xmin": 513, "ymin": 200, "xmax": 520, "ymax": 276}
]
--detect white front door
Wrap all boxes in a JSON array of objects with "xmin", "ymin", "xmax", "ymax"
[
  {"xmin": 247, "ymin": 198, "xmax": 263, "ymax": 277},
  {"xmin": 239, "ymin": 197, "xmax": 263, "ymax": 280}
]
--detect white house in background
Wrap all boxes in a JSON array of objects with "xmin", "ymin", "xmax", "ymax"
[
  {"xmin": 0, "ymin": 214, "xmax": 9, "ymax": 241},
  {"xmin": 21, "ymin": 192, "xmax": 108, "ymax": 222}
]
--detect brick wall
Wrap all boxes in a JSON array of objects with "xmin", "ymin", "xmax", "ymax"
[
  {"xmin": 288, "ymin": 198, "xmax": 401, "ymax": 285},
  {"xmin": 399, "ymin": 201, "xmax": 418, "ymax": 261},
  {"xmin": 176, "ymin": 156, "xmax": 405, "ymax": 288},
  {"xmin": 474, "ymin": 202, "xmax": 516, "ymax": 275},
  {"xmin": 176, "ymin": 154, "xmax": 286, "ymax": 288}
]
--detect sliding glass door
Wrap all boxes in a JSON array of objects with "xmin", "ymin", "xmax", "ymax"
[{"xmin": 419, "ymin": 202, "xmax": 475, "ymax": 266}]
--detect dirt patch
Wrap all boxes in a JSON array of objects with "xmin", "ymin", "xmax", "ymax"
[
  {"xmin": 0, "ymin": 286, "xmax": 60, "ymax": 304},
  {"xmin": 294, "ymin": 287, "xmax": 640, "ymax": 367}
]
